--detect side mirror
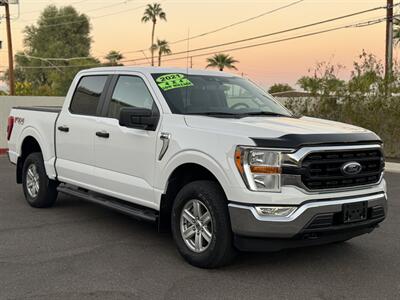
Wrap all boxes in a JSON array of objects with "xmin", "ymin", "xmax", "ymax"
[{"xmin": 119, "ymin": 107, "xmax": 159, "ymax": 131}]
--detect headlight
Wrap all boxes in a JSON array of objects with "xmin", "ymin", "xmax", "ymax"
[{"xmin": 235, "ymin": 146, "xmax": 282, "ymax": 192}]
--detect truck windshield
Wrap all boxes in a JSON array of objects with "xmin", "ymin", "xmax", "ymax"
[{"xmin": 151, "ymin": 73, "xmax": 292, "ymax": 117}]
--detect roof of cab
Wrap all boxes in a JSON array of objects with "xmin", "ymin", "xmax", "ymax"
[{"xmin": 78, "ymin": 66, "xmax": 238, "ymax": 77}]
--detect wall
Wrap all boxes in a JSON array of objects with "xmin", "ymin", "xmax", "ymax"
[{"xmin": 0, "ymin": 96, "xmax": 65, "ymax": 151}]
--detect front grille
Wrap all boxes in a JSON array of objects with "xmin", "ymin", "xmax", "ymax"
[{"xmin": 301, "ymin": 148, "xmax": 384, "ymax": 190}]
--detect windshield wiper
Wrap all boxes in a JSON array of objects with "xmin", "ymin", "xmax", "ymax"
[
  {"xmin": 185, "ymin": 112, "xmax": 242, "ymax": 118},
  {"xmin": 240, "ymin": 111, "xmax": 292, "ymax": 117},
  {"xmin": 185, "ymin": 111, "xmax": 295, "ymax": 118}
]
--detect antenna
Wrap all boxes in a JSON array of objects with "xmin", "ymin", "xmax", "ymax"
[
  {"xmin": 140, "ymin": 50, "xmax": 151, "ymax": 65},
  {"xmin": 186, "ymin": 27, "xmax": 190, "ymax": 73},
  {"xmin": 184, "ymin": 27, "xmax": 190, "ymax": 114}
]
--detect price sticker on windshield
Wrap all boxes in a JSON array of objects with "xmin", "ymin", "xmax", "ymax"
[{"xmin": 156, "ymin": 73, "xmax": 193, "ymax": 91}]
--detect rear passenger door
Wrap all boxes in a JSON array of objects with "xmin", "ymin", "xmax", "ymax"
[
  {"xmin": 56, "ymin": 75, "xmax": 110, "ymax": 188},
  {"xmin": 93, "ymin": 74, "xmax": 161, "ymax": 208}
]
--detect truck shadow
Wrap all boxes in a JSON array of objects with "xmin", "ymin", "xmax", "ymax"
[{"xmin": 55, "ymin": 193, "xmax": 372, "ymax": 270}]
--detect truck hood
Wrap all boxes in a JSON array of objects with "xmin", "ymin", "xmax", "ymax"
[
  {"xmin": 184, "ymin": 116, "xmax": 368, "ymax": 137},
  {"xmin": 185, "ymin": 116, "xmax": 382, "ymax": 149}
]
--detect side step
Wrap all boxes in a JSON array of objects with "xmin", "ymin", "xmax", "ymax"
[{"xmin": 57, "ymin": 184, "xmax": 158, "ymax": 222}]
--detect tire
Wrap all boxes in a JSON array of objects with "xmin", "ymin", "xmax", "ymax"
[
  {"xmin": 171, "ymin": 180, "xmax": 236, "ymax": 268},
  {"xmin": 22, "ymin": 152, "xmax": 58, "ymax": 208}
]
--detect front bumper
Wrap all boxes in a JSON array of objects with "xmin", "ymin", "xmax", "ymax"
[{"xmin": 229, "ymin": 192, "xmax": 387, "ymax": 251}]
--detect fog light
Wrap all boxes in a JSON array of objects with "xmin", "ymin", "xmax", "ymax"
[{"xmin": 255, "ymin": 206, "xmax": 297, "ymax": 217}]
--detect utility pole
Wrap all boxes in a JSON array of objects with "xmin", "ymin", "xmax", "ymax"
[
  {"xmin": 0, "ymin": 1, "xmax": 15, "ymax": 95},
  {"xmin": 5, "ymin": 1, "xmax": 15, "ymax": 95},
  {"xmin": 385, "ymin": 0, "xmax": 394, "ymax": 83}
]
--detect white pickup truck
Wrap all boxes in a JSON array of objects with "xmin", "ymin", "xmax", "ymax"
[{"xmin": 7, "ymin": 67, "xmax": 387, "ymax": 268}]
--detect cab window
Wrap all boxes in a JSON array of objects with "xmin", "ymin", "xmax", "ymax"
[
  {"xmin": 70, "ymin": 76, "xmax": 108, "ymax": 116},
  {"xmin": 107, "ymin": 76, "xmax": 156, "ymax": 119}
]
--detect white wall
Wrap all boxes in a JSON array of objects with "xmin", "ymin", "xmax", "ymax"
[{"xmin": 0, "ymin": 96, "xmax": 65, "ymax": 149}]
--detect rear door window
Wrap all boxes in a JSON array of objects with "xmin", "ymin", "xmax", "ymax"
[{"xmin": 70, "ymin": 76, "xmax": 108, "ymax": 116}]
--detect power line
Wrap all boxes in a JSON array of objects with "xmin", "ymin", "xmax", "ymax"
[
  {"xmin": 17, "ymin": 0, "xmax": 92, "ymax": 16},
  {"xmin": 95, "ymin": 2, "xmax": 398, "ymax": 57},
  {"xmin": 7, "ymin": 16, "xmax": 390, "ymax": 70},
  {"xmin": 11, "ymin": 0, "xmax": 302, "ymax": 56},
  {"xmin": 17, "ymin": 4, "xmax": 146, "ymax": 29},
  {"xmin": 109, "ymin": 0, "xmax": 308, "ymax": 56},
  {"xmin": 120, "ymin": 5, "xmax": 395, "ymax": 64},
  {"xmin": 14, "ymin": 53, "xmax": 95, "ymax": 61},
  {"xmin": 18, "ymin": 0, "xmax": 137, "ymax": 23},
  {"xmin": 169, "ymin": 0, "xmax": 306, "ymax": 46},
  {"xmin": 154, "ymin": 16, "xmax": 393, "ymax": 64},
  {"xmin": 16, "ymin": 4, "xmax": 392, "ymax": 63},
  {"xmin": 14, "ymin": 63, "xmax": 102, "ymax": 69},
  {"xmin": 13, "ymin": 0, "xmax": 165, "ymax": 29}
]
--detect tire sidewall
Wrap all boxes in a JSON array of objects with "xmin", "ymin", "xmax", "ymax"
[
  {"xmin": 22, "ymin": 153, "xmax": 51, "ymax": 207},
  {"xmin": 171, "ymin": 181, "xmax": 233, "ymax": 267}
]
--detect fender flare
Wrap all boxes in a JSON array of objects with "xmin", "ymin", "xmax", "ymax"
[
  {"xmin": 158, "ymin": 150, "xmax": 233, "ymax": 198},
  {"xmin": 17, "ymin": 126, "xmax": 56, "ymax": 179}
]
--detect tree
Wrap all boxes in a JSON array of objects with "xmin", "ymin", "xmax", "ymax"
[
  {"xmin": 297, "ymin": 61, "xmax": 345, "ymax": 96},
  {"xmin": 206, "ymin": 53, "xmax": 238, "ymax": 71},
  {"xmin": 268, "ymin": 83, "xmax": 294, "ymax": 94},
  {"xmin": 15, "ymin": 82, "xmax": 34, "ymax": 96},
  {"xmin": 141, "ymin": 3, "xmax": 167, "ymax": 67},
  {"xmin": 348, "ymin": 50, "xmax": 385, "ymax": 94},
  {"xmin": 12, "ymin": 5, "xmax": 99, "ymax": 96},
  {"xmin": 105, "ymin": 50, "xmax": 124, "ymax": 66},
  {"xmin": 153, "ymin": 39, "xmax": 171, "ymax": 66}
]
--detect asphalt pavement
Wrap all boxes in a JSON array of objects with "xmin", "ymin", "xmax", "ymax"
[{"xmin": 0, "ymin": 156, "xmax": 399, "ymax": 300}]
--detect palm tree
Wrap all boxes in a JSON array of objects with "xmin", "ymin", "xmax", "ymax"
[
  {"xmin": 206, "ymin": 53, "xmax": 239, "ymax": 71},
  {"xmin": 105, "ymin": 50, "xmax": 124, "ymax": 66},
  {"xmin": 141, "ymin": 3, "xmax": 167, "ymax": 66},
  {"xmin": 153, "ymin": 39, "xmax": 172, "ymax": 66}
]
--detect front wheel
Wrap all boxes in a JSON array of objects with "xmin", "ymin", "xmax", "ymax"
[
  {"xmin": 22, "ymin": 152, "xmax": 58, "ymax": 208},
  {"xmin": 171, "ymin": 180, "xmax": 236, "ymax": 268}
]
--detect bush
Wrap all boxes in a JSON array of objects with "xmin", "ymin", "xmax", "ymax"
[
  {"xmin": 286, "ymin": 95, "xmax": 400, "ymax": 158},
  {"xmin": 291, "ymin": 51, "xmax": 400, "ymax": 158}
]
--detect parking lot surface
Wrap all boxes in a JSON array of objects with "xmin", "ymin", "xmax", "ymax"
[{"xmin": 0, "ymin": 156, "xmax": 399, "ymax": 300}]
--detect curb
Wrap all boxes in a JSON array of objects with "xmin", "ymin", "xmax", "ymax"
[
  {"xmin": 385, "ymin": 162, "xmax": 400, "ymax": 174},
  {"xmin": 0, "ymin": 148, "xmax": 8, "ymax": 155}
]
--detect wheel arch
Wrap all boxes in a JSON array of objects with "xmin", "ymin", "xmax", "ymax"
[
  {"xmin": 158, "ymin": 160, "xmax": 230, "ymax": 232},
  {"xmin": 16, "ymin": 135, "xmax": 43, "ymax": 184}
]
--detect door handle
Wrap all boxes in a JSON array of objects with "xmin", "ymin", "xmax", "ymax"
[
  {"xmin": 58, "ymin": 126, "xmax": 69, "ymax": 132},
  {"xmin": 96, "ymin": 131, "xmax": 110, "ymax": 138}
]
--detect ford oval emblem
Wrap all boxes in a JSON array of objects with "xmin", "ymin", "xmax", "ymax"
[{"xmin": 341, "ymin": 162, "xmax": 362, "ymax": 175}]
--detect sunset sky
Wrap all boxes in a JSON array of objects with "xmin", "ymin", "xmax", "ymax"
[{"xmin": 0, "ymin": 0, "xmax": 397, "ymax": 89}]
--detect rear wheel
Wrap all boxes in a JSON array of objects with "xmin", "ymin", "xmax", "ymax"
[
  {"xmin": 22, "ymin": 152, "xmax": 58, "ymax": 208},
  {"xmin": 171, "ymin": 180, "xmax": 236, "ymax": 268}
]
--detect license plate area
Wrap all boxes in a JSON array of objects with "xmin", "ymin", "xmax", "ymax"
[{"xmin": 343, "ymin": 202, "xmax": 368, "ymax": 224}]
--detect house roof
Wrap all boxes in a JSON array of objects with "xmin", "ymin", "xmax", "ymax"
[{"xmin": 271, "ymin": 91, "xmax": 312, "ymax": 97}]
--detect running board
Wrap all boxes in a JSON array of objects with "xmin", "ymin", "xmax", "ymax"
[{"xmin": 57, "ymin": 184, "xmax": 158, "ymax": 222}]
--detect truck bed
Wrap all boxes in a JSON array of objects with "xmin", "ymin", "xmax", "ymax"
[
  {"xmin": 8, "ymin": 106, "xmax": 61, "ymax": 180},
  {"xmin": 13, "ymin": 106, "xmax": 62, "ymax": 113}
]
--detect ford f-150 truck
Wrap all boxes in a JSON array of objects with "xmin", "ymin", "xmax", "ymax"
[{"xmin": 7, "ymin": 67, "xmax": 387, "ymax": 268}]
